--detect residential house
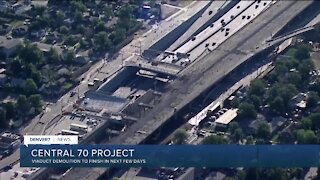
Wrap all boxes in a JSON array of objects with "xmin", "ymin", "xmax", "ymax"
[
  {"xmin": 9, "ymin": 77, "xmax": 25, "ymax": 88},
  {"xmin": 290, "ymin": 92, "xmax": 308, "ymax": 109},
  {"xmin": 0, "ymin": 0, "xmax": 9, "ymax": 13},
  {"xmin": 0, "ymin": 74, "xmax": 7, "ymax": 86},
  {"xmin": 0, "ymin": 132, "xmax": 21, "ymax": 156},
  {"xmin": 12, "ymin": 25, "xmax": 28, "ymax": 37},
  {"xmin": 269, "ymin": 116, "xmax": 287, "ymax": 133},
  {"xmin": 30, "ymin": 29, "xmax": 46, "ymax": 40},
  {"xmin": 0, "ymin": 36, "xmax": 22, "ymax": 57},
  {"xmin": 0, "ymin": 24, "xmax": 12, "ymax": 35},
  {"xmin": 247, "ymin": 114, "xmax": 267, "ymax": 135},
  {"xmin": 35, "ymin": 42, "xmax": 63, "ymax": 55}
]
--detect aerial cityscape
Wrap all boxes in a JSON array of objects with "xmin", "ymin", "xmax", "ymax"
[{"xmin": 0, "ymin": 0, "xmax": 320, "ymax": 179}]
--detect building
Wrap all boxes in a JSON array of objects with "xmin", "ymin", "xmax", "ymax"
[
  {"xmin": 0, "ymin": 132, "xmax": 21, "ymax": 157},
  {"xmin": 0, "ymin": 36, "xmax": 22, "ymax": 57},
  {"xmin": 270, "ymin": 116, "xmax": 287, "ymax": 133},
  {"xmin": 214, "ymin": 108, "xmax": 238, "ymax": 128},
  {"xmin": 290, "ymin": 92, "xmax": 308, "ymax": 109}
]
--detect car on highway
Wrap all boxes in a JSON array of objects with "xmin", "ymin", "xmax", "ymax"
[
  {"xmin": 2, "ymin": 165, "xmax": 12, "ymax": 171},
  {"xmin": 70, "ymin": 91, "xmax": 76, "ymax": 97}
]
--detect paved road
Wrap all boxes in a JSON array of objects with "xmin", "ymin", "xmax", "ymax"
[{"xmin": 60, "ymin": 1, "xmax": 315, "ymax": 180}]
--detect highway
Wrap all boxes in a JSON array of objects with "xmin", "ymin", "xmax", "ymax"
[
  {"xmin": 162, "ymin": 0, "xmax": 274, "ymax": 64},
  {"xmin": 59, "ymin": 1, "xmax": 315, "ymax": 180},
  {"xmin": 167, "ymin": 0, "xmax": 228, "ymax": 52}
]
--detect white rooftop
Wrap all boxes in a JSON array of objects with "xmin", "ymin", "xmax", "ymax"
[{"xmin": 215, "ymin": 108, "xmax": 238, "ymax": 125}]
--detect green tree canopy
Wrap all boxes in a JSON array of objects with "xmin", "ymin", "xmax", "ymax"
[
  {"xmin": 228, "ymin": 121, "xmax": 240, "ymax": 134},
  {"xmin": 202, "ymin": 135, "xmax": 229, "ymax": 144},
  {"xmin": 295, "ymin": 129, "xmax": 317, "ymax": 144},
  {"xmin": 294, "ymin": 44, "xmax": 310, "ymax": 60},
  {"xmin": 238, "ymin": 102, "xmax": 257, "ymax": 119},
  {"xmin": 18, "ymin": 42, "xmax": 44, "ymax": 65},
  {"xmin": 307, "ymin": 91, "xmax": 320, "ymax": 108},
  {"xmin": 256, "ymin": 122, "xmax": 271, "ymax": 140},
  {"xmin": 298, "ymin": 118, "xmax": 312, "ymax": 130},
  {"xmin": 3, "ymin": 102, "xmax": 15, "ymax": 120},
  {"xmin": 269, "ymin": 96, "xmax": 285, "ymax": 115},
  {"xmin": 94, "ymin": 31, "xmax": 112, "ymax": 52},
  {"xmin": 17, "ymin": 95, "xmax": 29, "ymax": 112},
  {"xmin": 173, "ymin": 129, "xmax": 188, "ymax": 144},
  {"xmin": 24, "ymin": 78, "xmax": 38, "ymax": 96},
  {"xmin": 48, "ymin": 48, "xmax": 60, "ymax": 64},
  {"xmin": 245, "ymin": 168, "xmax": 259, "ymax": 180},
  {"xmin": 0, "ymin": 108, "xmax": 7, "ymax": 128},
  {"xmin": 248, "ymin": 79, "xmax": 266, "ymax": 96}
]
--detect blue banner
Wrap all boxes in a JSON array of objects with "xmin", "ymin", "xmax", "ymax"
[{"xmin": 20, "ymin": 145, "xmax": 320, "ymax": 167}]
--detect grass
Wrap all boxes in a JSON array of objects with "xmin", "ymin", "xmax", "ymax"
[
  {"xmin": 10, "ymin": 20, "xmax": 23, "ymax": 28},
  {"xmin": 63, "ymin": 82, "xmax": 73, "ymax": 90},
  {"xmin": 271, "ymin": 134, "xmax": 279, "ymax": 143}
]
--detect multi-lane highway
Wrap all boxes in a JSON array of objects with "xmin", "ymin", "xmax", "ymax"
[{"xmin": 59, "ymin": 1, "xmax": 315, "ymax": 180}]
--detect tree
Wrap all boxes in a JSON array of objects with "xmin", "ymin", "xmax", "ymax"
[
  {"xmin": 173, "ymin": 129, "xmax": 188, "ymax": 144},
  {"xmin": 316, "ymin": 168, "xmax": 320, "ymax": 180},
  {"xmin": 238, "ymin": 103, "xmax": 257, "ymax": 119},
  {"xmin": 48, "ymin": 48, "xmax": 60, "ymax": 64},
  {"xmin": 307, "ymin": 91, "xmax": 320, "ymax": 108},
  {"xmin": 308, "ymin": 113, "xmax": 320, "ymax": 129},
  {"xmin": 246, "ymin": 136, "xmax": 254, "ymax": 144},
  {"xmin": 286, "ymin": 72, "xmax": 302, "ymax": 87},
  {"xmin": 28, "ymin": 94, "xmax": 42, "ymax": 110},
  {"xmin": 265, "ymin": 168, "xmax": 288, "ymax": 180},
  {"xmin": 9, "ymin": 58, "xmax": 22, "ymax": 75},
  {"xmin": 202, "ymin": 135, "xmax": 229, "ymax": 144},
  {"xmin": 70, "ymin": 0, "xmax": 86, "ymax": 12},
  {"xmin": 3, "ymin": 102, "xmax": 15, "ymax": 120},
  {"xmin": 256, "ymin": 122, "xmax": 271, "ymax": 140},
  {"xmin": 232, "ymin": 128, "xmax": 244, "ymax": 142},
  {"xmin": 249, "ymin": 95, "xmax": 262, "ymax": 110},
  {"xmin": 248, "ymin": 79, "xmax": 266, "ymax": 96},
  {"xmin": 245, "ymin": 168, "xmax": 259, "ymax": 180},
  {"xmin": 104, "ymin": 6, "xmax": 114, "ymax": 19},
  {"xmin": 0, "ymin": 108, "xmax": 7, "ymax": 128},
  {"xmin": 17, "ymin": 95, "xmax": 29, "ymax": 112},
  {"xmin": 94, "ymin": 20, "xmax": 106, "ymax": 32},
  {"xmin": 56, "ymin": 11, "xmax": 65, "ymax": 23},
  {"xmin": 74, "ymin": 10, "xmax": 83, "ymax": 22},
  {"xmin": 65, "ymin": 49, "xmax": 75, "ymax": 64},
  {"xmin": 294, "ymin": 45, "xmax": 310, "ymax": 60},
  {"xmin": 19, "ymin": 42, "xmax": 44, "ymax": 65},
  {"xmin": 59, "ymin": 26, "xmax": 69, "ymax": 34},
  {"xmin": 269, "ymin": 96, "xmax": 285, "ymax": 115},
  {"xmin": 295, "ymin": 129, "xmax": 318, "ymax": 144},
  {"xmin": 24, "ymin": 79, "xmax": 38, "ymax": 95},
  {"xmin": 110, "ymin": 28, "xmax": 126, "ymax": 45},
  {"xmin": 298, "ymin": 59, "xmax": 314, "ymax": 80},
  {"xmin": 228, "ymin": 122, "xmax": 240, "ymax": 134},
  {"xmin": 298, "ymin": 118, "xmax": 312, "ymax": 130},
  {"xmin": 94, "ymin": 31, "xmax": 112, "ymax": 52}
]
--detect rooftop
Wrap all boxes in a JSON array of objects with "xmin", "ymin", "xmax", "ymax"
[
  {"xmin": 215, "ymin": 108, "xmax": 238, "ymax": 125},
  {"xmin": 0, "ymin": 36, "xmax": 21, "ymax": 49}
]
